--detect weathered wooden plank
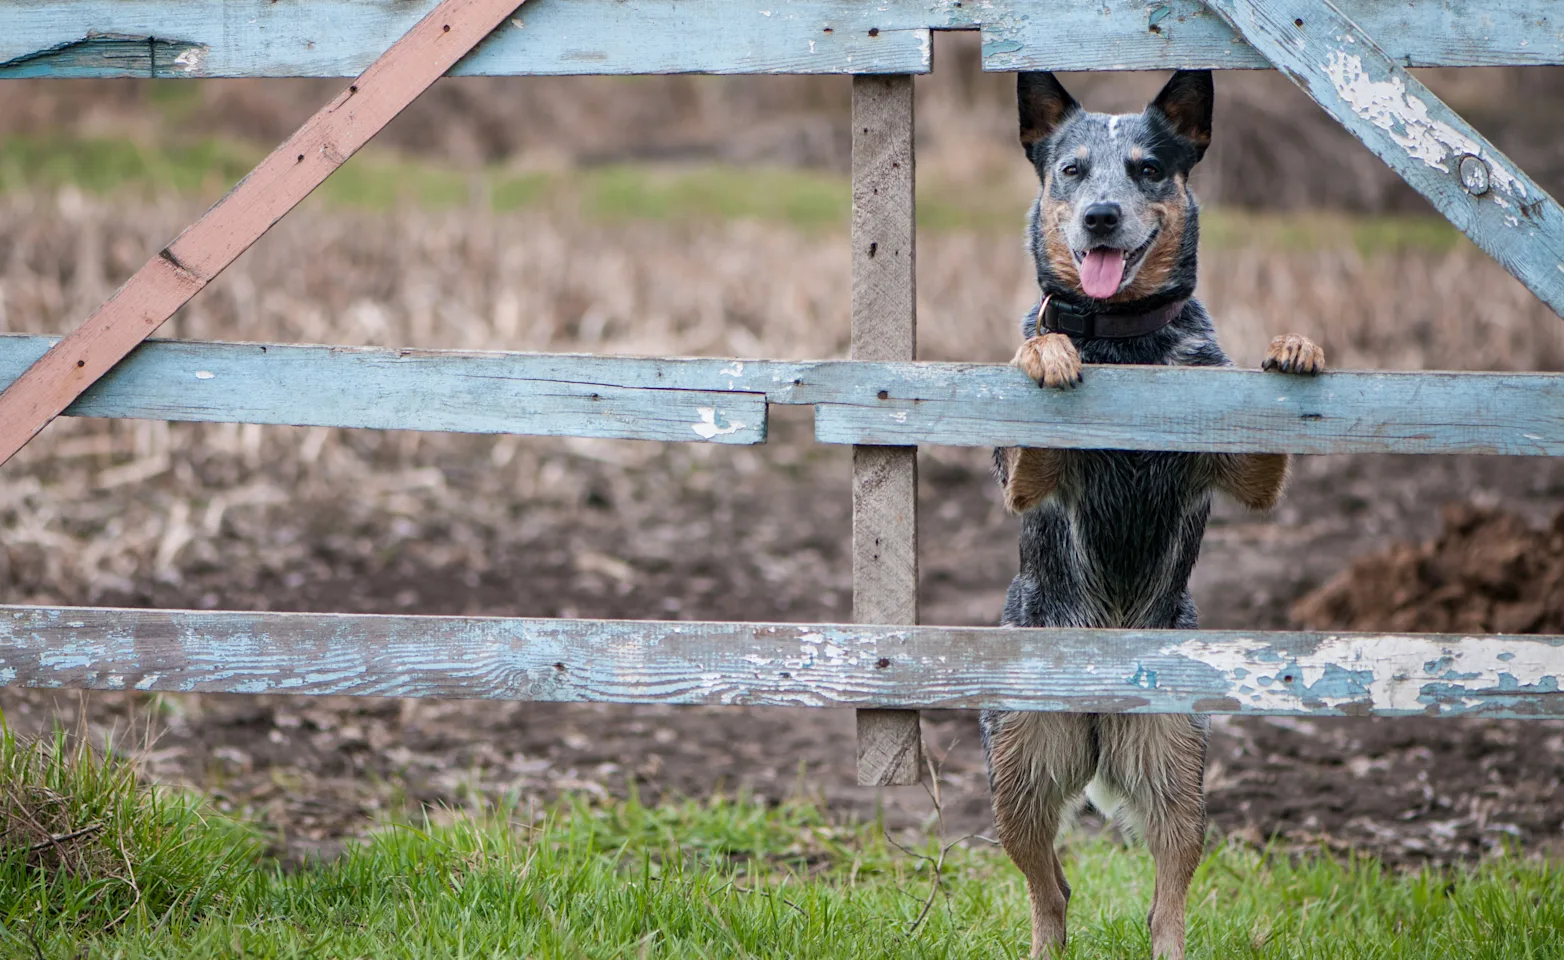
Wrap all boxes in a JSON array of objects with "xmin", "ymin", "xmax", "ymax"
[
  {"xmin": 0, "ymin": 0, "xmax": 529, "ymax": 470},
  {"xmin": 806, "ymin": 362, "xmax": 1564, "ymax": 455},
  {"xmin": 0, "ymin": 336, "xmax": 765, "ymax": 444},
  {"xmin": 5, "ymin": 335, "xmax": 1564, "ymax": 455},
  {"xmin": 4, "ymin": 605, "xmax": 1562, "ymax": 719},
  {"xmin": 980, "ymin": 0, "xmax": 1564, "ymax": 71},
  {"xmin": 850, "ymin": 75, "xmax": 922, "ymax": 787},
  {"xmin": 2, "ymin": 1, "xmax": 1558, "ymax": 78},
  {"xmin": 1204, "ymin": 0, "xmax": 1564, "ymax": 318},
  {"xmin": 0, "ymin": 0, "xmax": 934, "ymax": 78}
]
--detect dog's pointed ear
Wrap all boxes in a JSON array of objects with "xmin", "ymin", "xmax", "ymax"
[
  {"xmin": 1018, "ymin": 72, "xmax": 1080, "ymax": 162},
  {"xmin": 1150, "ymin": 70, "xmax": 1213, "ymax": 161}
]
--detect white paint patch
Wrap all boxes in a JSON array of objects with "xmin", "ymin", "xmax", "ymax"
[
  {"xmin": 195, "ymin": 370, "xmax": 215, "ymax": 380},
  {"xmin": 1165, "ymin": 633, "xmax": 1564, "ymax": 713},
  {"xmin": 920, "ymin": 29, "xmax": 932, "ymax": 67},
  {"xmin": 173, "ymin": 47, "xmax": 206, "ymax": 75},
  {"xmin": 691, "ymin": 407, "xmax": 745, "ymax": 439},
  {"xmin": 891, "ymin": 411, "xmax": 908, "ymax": 423},
  {"xmin": 1321, "ymin": 51, "xmax": 1525, "ymax": 199},
  {"xmin": 720, "ymin": 360, "xmax": 745, "ymax": 378}
]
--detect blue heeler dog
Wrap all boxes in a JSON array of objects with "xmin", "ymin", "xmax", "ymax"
[{"xmin": 983, "ymin": 70, "xmax": 1325, "ymax": 960}]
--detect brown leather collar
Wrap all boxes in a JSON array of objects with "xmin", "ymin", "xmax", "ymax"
[{"xmin": 1036, "ymin": 294, "xmax": 1187, "ymax": 339}]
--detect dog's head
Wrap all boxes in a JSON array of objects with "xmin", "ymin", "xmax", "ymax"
[{"xmin": 1018, "ymin": 70, "xmax": 1212, "ymax": 304}]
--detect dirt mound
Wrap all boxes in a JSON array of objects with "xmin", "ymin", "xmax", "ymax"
[{"xmin": 1293, "ymin": 503, "xmax": 1564, "ymax": 635}]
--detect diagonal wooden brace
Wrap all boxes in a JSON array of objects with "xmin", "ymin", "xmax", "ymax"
[
  {"xmin": 0, "ymin": 0, "xmax": 526, "ymax": 468},
  {"xmin": 1203, "ymin": 0, "xmax": 1564, "ymax": 318}
]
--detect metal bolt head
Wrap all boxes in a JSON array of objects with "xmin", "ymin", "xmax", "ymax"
[{"xmin": 1459, "ymin": 155, "xmax": 1490, "ymax": 196}]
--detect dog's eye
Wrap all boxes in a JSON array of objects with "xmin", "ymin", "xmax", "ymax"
[
  {"xmin": 1139, "ymin": 160, "xmax": 1164, "ymax": 180},
  {"xmin": 1061, "ymin": 162, "xmax": 1081, "ymax": 178}
]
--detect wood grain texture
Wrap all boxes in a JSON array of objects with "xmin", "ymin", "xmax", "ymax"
[
  {"xmin": 1204, "ymin": 0, "xmax": 1564, "ymax": 318},
  {"xmin": 0, "ymin": 0, "xmax": 933, "ymax": 78},
  {"xmin": 5, "ymin": 605, "xmax": 1562, "ymax": 719},
  {"xmin": 6, "ymin": 336, "xmax": 1564, "ymax": 456},
  {"xmin": 979, "ymin": 0, "xmax": 1564, "ymax": 71},
  {"xmin": 2, "ymin": 1, "xmax": 1558, "ymax": 77},
  {"xmin": 0, "ymin": 336, "xmax": 765, "ymax": 444},
  {"xmin": 851, "ymin": 75, "xmax": 921, "ymax": 787},
  {"xmin": 0, "ymin": 0, "xmax": 527, "ymax": 469}
]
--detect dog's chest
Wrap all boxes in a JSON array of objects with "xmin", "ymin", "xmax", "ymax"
[{"xmin": 1022, "ymin": 450, "xmax": 1212, "ymax": 625}]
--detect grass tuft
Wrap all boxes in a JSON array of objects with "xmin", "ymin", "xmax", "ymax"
[{"xmin": 0, "ymin": 720, "xmax": 260, "ymax": 949}]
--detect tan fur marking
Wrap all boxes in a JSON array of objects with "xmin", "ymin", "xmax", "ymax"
[
  {"xmin": 1040, "ymin": 197, "xmax": 1083, "ymax": 292},
  {"xmin": 1213, "ymin": 453, "xmax": 1290, "ymax": 511},
  {"xmin": 1111, "ymin": 183, "xmax": 1187, "ymax": 303},
  {"xmin": 1074, "ymin": 145, "xmax": 1090, "ymax": 159},
  {"xmin": 987, "ymin": 713, "xmax": 1096, "ymax": 958},
  {"xmin": 1013, "ymin": 333, "xmax": 1081, "ymax": 389},
  {"xmin": 1001, "ymin": 447, "xmax": 1064, "ymax": 514},
  {"xmin": 1262, "ymin": 333, "xmax": 1326, "ymax": 375}
]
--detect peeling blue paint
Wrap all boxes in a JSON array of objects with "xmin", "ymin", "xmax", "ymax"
[{"xmin": 1127, "ymin": 664, "xmax": 1159, "ymax": 689}]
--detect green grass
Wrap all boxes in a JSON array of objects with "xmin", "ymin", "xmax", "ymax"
[
  {"xmin": 0, "ymin": 721, "xmax": 259, "ymax": 947},
  {"xmin": 0, "ymin": 132, "xmax": 1469, "ymax": 252},
  {"xmin": 2, "ymin": 728, "xmax": 1562, "ymax": 959}
]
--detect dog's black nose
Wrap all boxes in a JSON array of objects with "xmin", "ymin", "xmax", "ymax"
[{"xmin": 1082, "ymin": 203, "xmax": 1121, "ymax": 238}]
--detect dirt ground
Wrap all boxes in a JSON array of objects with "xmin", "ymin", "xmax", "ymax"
[
  {"xmin": 6, "ymin": 440, "xmax": 1564, "ymax": 868},
  {"xmin": 3, "ymin": 157, "xmax": 1564, "ymax": 866}
]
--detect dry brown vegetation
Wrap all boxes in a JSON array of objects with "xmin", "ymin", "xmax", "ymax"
[{"xmin": 2, "ymin": 191, "xmax": 1561, "ymax": 609}]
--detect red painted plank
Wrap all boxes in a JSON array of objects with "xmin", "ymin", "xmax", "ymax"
[{"xmin": 0, "ymin": 0, "xmax": 525, "ymax": 468}]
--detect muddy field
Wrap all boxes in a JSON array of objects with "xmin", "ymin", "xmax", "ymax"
[{"xmin": 3, "ymin": 176, "xmax": 1564, "ymax": 867}]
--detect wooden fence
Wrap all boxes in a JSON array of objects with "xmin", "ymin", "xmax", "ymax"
[{"xmin": 2, "ymin": 0, "xmax": 1563, "ymax": 787}]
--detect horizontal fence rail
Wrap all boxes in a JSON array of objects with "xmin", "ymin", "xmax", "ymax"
[
  {"xmin": 4, "ymin": 335, "xmax": 1563, "ymax": 456},
  {"xmin": 3, "ymin": 0, "xmax": 1561, "ymax": 78},
  {"xmin": 3, "ymin": 605, "xmax": 1562, "ymax": 718}
]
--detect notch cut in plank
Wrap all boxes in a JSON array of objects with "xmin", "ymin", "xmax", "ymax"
[
  {"xmin": 8, "ymin": 335, "xmax": 1564, "ymax": 456},
  {"xmin": 5, "ymin": 605, "xmax": 1563, "ymax": 719},
  {"xmin": 0, "ymin": 0, "xmax": 525, "ymax": 470},
  {"xmin": 851, "ymin": 75, "xmax": 921, "ymax": 787},
  {"xmin": 1203, "ymin": 0, "xmax": 1564, "ymax": 318}
]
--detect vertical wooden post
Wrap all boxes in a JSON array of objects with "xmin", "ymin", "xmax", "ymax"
[{"xmin": 851, "ymin": 74, "xmax": 922, "ymax": 787}]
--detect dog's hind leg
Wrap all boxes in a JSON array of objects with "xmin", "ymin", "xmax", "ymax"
[
  {"xmin": 1094, "ymin": 714, "xmax": 1208, "ymax": 960},
  {"xmin": 983, "ymin": 711, "xmax": 1096, "ymax": 958}
]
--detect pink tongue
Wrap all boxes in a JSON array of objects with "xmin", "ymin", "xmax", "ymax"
[{"xmin": 1079, "ymin": 249, "xmax": 1126, "ymax": 300}]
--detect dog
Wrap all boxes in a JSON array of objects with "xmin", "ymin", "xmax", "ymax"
[{"xmin": 981, "ymin": 70, "xmax": 1325, "ymax": 960}]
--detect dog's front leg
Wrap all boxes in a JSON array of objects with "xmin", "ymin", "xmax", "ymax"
[
  {"xmin": 996, "ymin": 333, "xmax": 1079, "ymax": 512},
  {"xmin": 1215, "ymin": 334, "xmax": 1326, "ymax": 511}
]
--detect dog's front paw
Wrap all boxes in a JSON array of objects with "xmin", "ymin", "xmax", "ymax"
[
  {"xmin": 1013, "ymin": 333, "xmax": 1082, "ymax": 389},
  {"xmin": 1262, "ymin": 334, "xmax": 1326, "ymax": 375}
]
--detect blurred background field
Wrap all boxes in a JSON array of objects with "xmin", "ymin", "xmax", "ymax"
[{"xmin": 2, "ymin": 34, "xmax": 1564, "ymax": 872}]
